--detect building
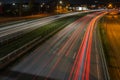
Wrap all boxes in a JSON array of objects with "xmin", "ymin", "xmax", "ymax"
[{"xmin": 0, "ymin": 2, "xmax": 3, "ymax": 14}]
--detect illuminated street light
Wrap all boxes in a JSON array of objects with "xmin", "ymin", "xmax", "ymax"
[
  {"xmin": 108, "ymin": 3, "xmax": 112, "ymax": 8},
  {"xmin": 41, "ymin": 4, "xmax": 43, "ymax": 7},
  {"xmin": 59, "ymin": 0, "xmax": 62, "ymax": 4},
  {"xmin": 41, "ymin": 3, "xmax": 45, "ymax": 7},
  {"xmin": 66, "ymin": 6, "xmax": 68, "ymax": 9},
  {"xmin": 95, "ymin": 1, "xmax": 98, "ymax": 3},
  {"xmin": 42, "ymin": 3, "xmax": 45, "ymax": 5}
]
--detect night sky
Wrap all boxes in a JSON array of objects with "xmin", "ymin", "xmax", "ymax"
[{"xmin": 1, "ymin": 0, "xmax": 120, "ymax": 4}]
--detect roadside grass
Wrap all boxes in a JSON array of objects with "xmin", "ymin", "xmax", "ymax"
[
  {"xmin": 98, "ymin": 17, "xmax": 111, "ymax": 61},
  {"xmin": 0, "ymin": 13, "xmax": 88, "ymax": 58},
  {"xmin": 98, "ymin": 14, "xmax": 120, "ymax": 80}
]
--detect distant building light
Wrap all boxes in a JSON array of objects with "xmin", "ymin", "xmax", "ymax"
[
  {"xmin": 91, "ymin": 5, "xmax": 96, "ymax": 8},
  {"xmin": 73, "ymin": 7, "xmax": 75, "ymax": 10},
  {"xmin": 42, "ymin": 3, "xmax": 45, "ymax": 5},
  {"xmin": 59, "ymin": 1, "xmax": 62, "ymax": 4},
  {"xmin": 66, "ymin": 6, "xmax": 68, "ymax": 9},
  {"xmin": 47, "ymin": 5, "xmax": 49, "ymax": 8},
  {"xmin": 23, "ymin": 5, "xmax": 28, "ymax": 8},
  {"xmin": 76, "ymin": 7, "xmax": 88, "ymax": 11},
  {"xmin": 79, "ymin": 7, "xmax": 82, "ymax": 10},
  {"xmin": 108, "ymin": 3, "xmax": 112, "ymax": 8},
  {"xmin": 68, "ymin": 7, "xmax": 72, "ymax": 9},
  {"xmin": 12, "ymin": 3, "xmax": 15, "ymax": 6},
  {"xmin": 41, "ymin": 5, "xmax": 43, "ymax": 7},
  {"xmin": 76, "ymin": 7, "xmax": 82, "ymax": 11},
  {"xmin": 95, "ymin": 1, "xmax": 98, "ymax": 3},
  {"xmin": 83, "ymin": 7, "xmax": 88, "ymax": 10}
]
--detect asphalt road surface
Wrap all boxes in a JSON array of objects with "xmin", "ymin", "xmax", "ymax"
[
  {"xmin": 0, "ymin": 12, "xmax": 83, "ymax": 42},
  {"xmin": 0, "ymin": 12, "xmax": 107, "ymax": 80}
]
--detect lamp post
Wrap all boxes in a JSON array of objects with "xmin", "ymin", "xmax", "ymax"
[
  {"xmin": 59, "ymin": 0, "xmax": 63, "ymax": 13},
  {"xmin": 108, "ymin": 3, "xmax": 113, "ymax": 8},
  {"xmin": 0, "ymin": 2, "xmax": 2, "ymax": 6}
]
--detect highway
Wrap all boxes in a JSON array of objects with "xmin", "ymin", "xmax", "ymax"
[
  {"xmin": 0, "ymin": 12, "xmax": 108, "ymax": 80},
  {"xmin": 0, "ymin": 12, "xmax": 83, "ymax": 42}
]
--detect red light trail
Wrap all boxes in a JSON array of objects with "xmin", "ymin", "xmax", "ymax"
[{"xmin": 68, "ymin": 13, "xmax": 105, "ymax": 80}]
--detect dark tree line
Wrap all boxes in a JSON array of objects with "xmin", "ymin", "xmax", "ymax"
[{"xmin": 1, "ymin": 0, "xmax": 70, "ymax": 16}]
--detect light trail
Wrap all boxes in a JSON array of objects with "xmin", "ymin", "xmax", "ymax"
[
  {"xmin": 0, "ymin": 12, "xmax": 81, "ymax": 42},
  {"xmin": 0, "ymin": 12, "xmax": 107, "ymax": 80},
  {"xmin": 11, "ymin": 14, "xmax": 91, "ymax": 80},
  {"xmin": 45, "ymin": 16, "xmax": 91, "ymax": 80},
  {"xmin": 68, "ymin": 13, "xmax": 106, "ymax": 80}
]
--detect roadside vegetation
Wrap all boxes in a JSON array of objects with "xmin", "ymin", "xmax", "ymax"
[
  {"xmin": 99, "ymin": 14, "xmax": 120, "ymax": 80},
  {"xmin": 0, "ymin": 12, "xmax": 89, "ymax": 58}
]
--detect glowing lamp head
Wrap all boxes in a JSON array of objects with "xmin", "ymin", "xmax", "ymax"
[
  {"xmin": 108, "ymin": 3, "xmax": 112, "ymax": 8},
  {"xmin": 59, "ymin": 1, "xmax": 62, "ymax": 4},
  {"xmin": 0, "ymin": 2, "xmax": 2, "ymax": 6}
]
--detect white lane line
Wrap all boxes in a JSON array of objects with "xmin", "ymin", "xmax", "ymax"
[
  {"xmin": 96, "ymin": 51, "xmax": 100, "ymax": 80},
  {"xmin": 95, "ymin": 26, "xmax": 100, "ymax": 80},
  {"xmin": 73, "ymin": 52, "xmax": 76, "ymax": 59}
]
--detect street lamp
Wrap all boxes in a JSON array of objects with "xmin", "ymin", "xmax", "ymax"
[
  {"xmin": 108, "ymin": 3, "xmax": 112, "ymax": 8},
  {"xmin": 41, "ymin": 4, "xmax": 43, "ymax": 7},
  {"xmin": 42, "ymin": 3, "xmax": 45, "ymax": 5},
  {"xmin": 41, "ymin": 3, "xmax": 45, "ymax": 8},
  {"xmin": 59, "ymin": 0, "xmax": 62, "ymax": 4}
]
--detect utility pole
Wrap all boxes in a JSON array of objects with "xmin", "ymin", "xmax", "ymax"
[
  {"xmin": 29, "ymin": 0, "xmax": 35, "ymax": 15},
  {"xmin": 18, "ymin": 0, "xmax": 23, "ymax": 16}
]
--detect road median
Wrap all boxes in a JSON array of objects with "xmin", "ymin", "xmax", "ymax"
[{"xmin": 0, "ymin": 13, "xmax": 88, "ymax": 69}]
